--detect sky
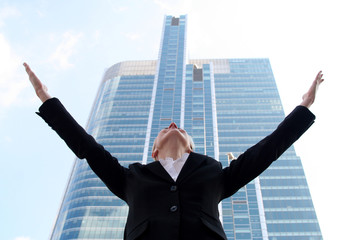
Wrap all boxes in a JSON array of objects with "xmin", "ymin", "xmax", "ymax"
[{"xmin": 1, "ymin": 0, "xmax": 359, "ymax": 239}]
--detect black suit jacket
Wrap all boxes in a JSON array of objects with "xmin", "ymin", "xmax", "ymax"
[{"xmin": 37, "ymin": 98, "xmax": 315, "ymax": 240}]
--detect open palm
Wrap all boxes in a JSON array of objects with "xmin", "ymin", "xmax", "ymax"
[
  {"xmin": 301, "ymin": 71, "xmax": 324, "ymax": 108},
  {"xmin": 24, "ymin": 63, "xmax": 51, "ymax": 102}
]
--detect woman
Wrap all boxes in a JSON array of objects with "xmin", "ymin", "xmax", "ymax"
[{"xmin": 24, "ymin": 63, "xmax": 324, "ymax": 240}]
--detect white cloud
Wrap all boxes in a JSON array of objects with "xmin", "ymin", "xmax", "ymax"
[
  {"xmin": 0, "ymin": 34, "xmax": 26, "ymax": 108},
  {"xmin": 106, "ymin": 0, "xmax": 128, "ymax": 13},
  {"xmin": 36, "ymin": 9, "xmax": 45, "ymax": 18},
  {"xmin": 153, "ymin": 0, "xmax": 182, "ymax": 11},
  {"xmin": 124, "ymin": 32, "xmax": 142, "ymax": 41},
  {"xmin": 49, "ymin": 31, "xmax": 83, "ymax": 69},
  {"xmin": 14, "ymin": 237, "xmax": 31, "ymax": 240},
  {"xmin": 0, "ymin": 6, "xmax": 21, "ymax": 27},
  {"xmin": 94, "ymin": 30, "xmax": 101, "ymax": 41},
  {"xmin": 113, "ymin": 6, "xmax": 128, "ymax": 13},
  {"xmin": 89, "ymin": 30, "xmax": 101, "ymax": 47}
]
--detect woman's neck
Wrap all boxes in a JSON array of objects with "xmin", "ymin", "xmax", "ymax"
[{"xmin": 156, "ymin": 140, "xmax": 190, "ymax": 161}]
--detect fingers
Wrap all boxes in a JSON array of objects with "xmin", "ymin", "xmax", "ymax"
[
  {"xmin": 23, "ymin": 62, "xmax": 36, "ymax": 79},
  {"xmin": 316, "ymin": 71, "xmax": 324, "ymax": 83},
  {"xmin": 23, "ymin": 62, "xmax": 45, "ymax": 97},
  {"xmin": 23, "ymin": 62, "xmax": 51, "ymax": 102},
  {"xmin": 23, "ymin": 62, "xmax": 32, "ymax": 75},
  {"xmin": 24, "ymin": 62, "xmax": 39, "ymax": 78},
  {"xmin": 23, "ymin": 62, "xmax": 41, "ymax": 85}
]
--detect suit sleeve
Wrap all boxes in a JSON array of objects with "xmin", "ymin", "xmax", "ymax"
[
  {"xmin": 36, "ymin": 98, "xmax": 128, "ymax": 200},
  {"xmin": 221, "ymin": 105, "xmax": 315, "ymax": 199}
]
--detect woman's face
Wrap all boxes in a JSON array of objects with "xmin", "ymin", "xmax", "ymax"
[{"xmin": 152, "ymin": 122, "xmax": 192, "ymax": 158}]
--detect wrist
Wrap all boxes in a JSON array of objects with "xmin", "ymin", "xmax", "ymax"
[
  {"xmin": 37, "ymin": 90, "xmax": 51, "ymax": 103},
  {"xmin": 300, "ymin": 98, "xmax": 314, "ymax": 108}
]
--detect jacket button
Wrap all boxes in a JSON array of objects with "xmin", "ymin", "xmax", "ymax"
[
  {"xmin": 170, "ymin": 185, "xmax": 177, "ymax": 192},
  {"xmin": 170, "ymin": 205, "xmax": 178, "ymax": 212}
]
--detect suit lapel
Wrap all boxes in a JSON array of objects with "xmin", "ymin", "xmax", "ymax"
[
  {"xmin": 176, "ymin": 152, "xmax": 206, "ymax": 183},
  {"xmin": 146, "ymin": 161, "xmax": 175, "ymax": 183}
]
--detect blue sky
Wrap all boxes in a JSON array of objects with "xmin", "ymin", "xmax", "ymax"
[{"xmin": 1, "ymin": 0, "xmax": 359, "ymax": 239}]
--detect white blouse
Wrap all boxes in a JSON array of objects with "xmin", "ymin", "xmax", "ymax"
[{"xmin": 159, "ymin": 153, "xmax": 190, "ymax": 181}]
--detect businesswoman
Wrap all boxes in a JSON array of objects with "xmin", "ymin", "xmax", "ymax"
[{"xmin": 24, "ymin": 63, "xmax": 323, "ymax": 240}]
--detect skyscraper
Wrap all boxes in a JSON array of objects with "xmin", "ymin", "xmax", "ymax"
[{"xmin": 50, "ymin": 15, "xmax": 322, "ymax": 240}]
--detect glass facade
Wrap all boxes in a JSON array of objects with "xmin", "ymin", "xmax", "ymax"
[{"xmin": 50, "ymin": 15, "xmax": 322, "ymax": 239}]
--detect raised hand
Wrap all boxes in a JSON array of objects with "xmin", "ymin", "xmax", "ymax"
[
  {"xmin": 300, "ymin": 71, "xmax": 324, "ymax": 108},
  {"xmin": 24, "ymin": 63, "xmax": 51, "ymax": 103}
]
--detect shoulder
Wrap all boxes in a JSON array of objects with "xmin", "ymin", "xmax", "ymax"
[
  {"xmin": 188, "ymin": 152, "xmax": 222, "ymax": 167},
  {"xmin": 190, "ymin": 152, "xmax": 214, "ymax": 160}
]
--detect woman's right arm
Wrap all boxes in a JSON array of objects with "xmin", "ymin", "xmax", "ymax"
[{"xmin": 24, "ymin": 63, "xmax": 128, "ymax": 200}]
